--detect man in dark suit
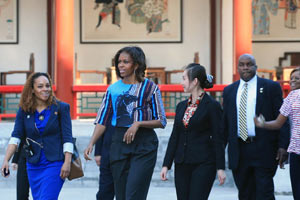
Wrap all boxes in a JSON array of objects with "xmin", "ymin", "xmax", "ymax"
[
  {"xmin": 221, "ymin": 54, "xmax": 290, "ymax": 200},
  {"xmin": 94, "ymin": 125, "xmax": 115, "ymax": 200}
]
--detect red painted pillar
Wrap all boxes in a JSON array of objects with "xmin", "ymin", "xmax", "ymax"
[
  {"xmin": 233, "ymin": 0, "xmax": 252, "ymax": 81},
  {"xmin": 55, "ymin": 0, "xmax": 74, "ymax": 118}
]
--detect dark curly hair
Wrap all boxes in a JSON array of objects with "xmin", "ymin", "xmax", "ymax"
[
  {"xmin": 114, "ymin": 46, "xmax": 146, "ymax": 83},
  {"xmin": 19, "ymin": 72, "xmax": 56, "ymax": 113},
  {"xmin": 185, "ymin": 63, "xmax": 213, "ymax": 89},
  {"xmin": 290, "ymin": 67, "xmax": 300, "ymax": 77}
]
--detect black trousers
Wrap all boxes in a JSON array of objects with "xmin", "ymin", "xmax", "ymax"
[
  {"xmin": 232, "ymin": 140, "xmax": 277, "ymax": 200},
  {"xmin": 96, "ymin": 159, "xmax": 114, "ymax": 200},
  {"xmin": 290, "ymin": 153, "xmax": 300, "ymax": 200},
  {"xmin": 110, "ymin": 127, "xmax": 158, "ymax": 200},
  {"xmin": 16, "ymin": 155, "xmax": 30, "ymax": 200},
  {"xmin": 96, "ymin": 125, "xmax": 115, "ymax": 200},
  {"xmin": 174, "ymin": 162, "xmax": 216, "ymax": 200}
]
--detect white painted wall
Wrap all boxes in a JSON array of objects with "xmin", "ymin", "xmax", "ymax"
[
  {"xmin": 215, "ymin": 0, "xmax": 222, "ymax": 84},
  {"xmin": 253, "ymin": 43, "xmax": 300, "ymax": 70},
  {"xmin": 4, "ymin": 1, "xmax": 297, "ymax": 86},
  {"xmin": 221, "ymin": 0, "xmax": 233, "ymax": 84},
  {"xmin": 220, "ymin": 1, "xmax": 300, "ymax": 84},
  {"xmin": 252, "ymin": 8, "xmax": 300, "ymax": 71},
  {"xmin": 0, "ymin": 0, "xmax": 47, "ymax": 84},
  {"xmin": 0, "ymin": 0, "xmax": 211, "ymax": 85},
  {"xmin": 74, "ymin": 0, "xmax": 211, "ymax": 84}
]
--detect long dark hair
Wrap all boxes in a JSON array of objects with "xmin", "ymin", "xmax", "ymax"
[
  {"xmin": 114, "ymin": 46, "xmax": 146, "ymax": 82},
  {"xmin": 185, "ymin": 63, "xmax": 213, "ymax": 89}
]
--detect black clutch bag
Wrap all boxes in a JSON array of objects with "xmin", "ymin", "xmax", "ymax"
[{"xmin": 23, "ymin": 138, "xmax": 34, "ymax": 157}]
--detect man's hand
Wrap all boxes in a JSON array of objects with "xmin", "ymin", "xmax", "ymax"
[
  {"xmin": 217, "ymin": 169, "xmax": 226, "ymax": 185},
  {"xmin": 11, "ymin": 163, "xmax": 18, "ymax": 171},
  {"xmin": 277, "ymin": 148, "xmax": 288, "ymax": 169},
  {"xmin": 95, "ymin": 155, "xmax": 101, "ymax": 167},
  {"xmin": 160, "ymin": 167, "xmax": 169, "ymax": 181}
]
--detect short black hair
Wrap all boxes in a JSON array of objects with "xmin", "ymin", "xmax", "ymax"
[
  {"xmin": 238, "ymin": 54, "xmax": 257, "ymax": 68},
  {"xmin": 185, "ymin": 63, "xmax": 213, "ymax": 89},
  {"xmin": 290, "ymin": 67, "xmax": 300, "ymax": 77},
  {"xmin": 114, "ymin": 46, "xmax": 146, "ymax": 82}
]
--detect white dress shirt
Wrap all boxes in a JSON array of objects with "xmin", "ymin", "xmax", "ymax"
[{"xmin": 236, "ymin": 75, "xmax": 257, "ymax": 137}]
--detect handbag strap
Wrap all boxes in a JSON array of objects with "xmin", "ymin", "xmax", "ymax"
[{"xmin": 26, "ymin": 137, "xmax": 43, "ymax": 148}]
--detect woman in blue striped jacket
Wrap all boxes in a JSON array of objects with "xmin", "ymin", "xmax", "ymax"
[{"xmin": 84, "ymin": 46, "xmax": 167, "ymax": 200}]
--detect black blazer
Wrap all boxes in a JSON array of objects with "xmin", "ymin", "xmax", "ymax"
[
  {"xmin": 163, "ymin": 93, "xmax": 225, "ymax": 170},
  {"xmin": 11, "ymin": 101, "xmax": 73, "ymax": 164},
  {"xmin": 221, "ymin": 77, "xmax": 290, "ymax": 170}
]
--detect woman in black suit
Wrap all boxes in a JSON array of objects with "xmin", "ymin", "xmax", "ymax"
[{"xmin": 161, "ymin": 63, "xmax": 226, "ymax": 200}]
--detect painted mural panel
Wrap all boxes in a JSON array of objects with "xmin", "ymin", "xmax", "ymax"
[
  {"xmin": 80, "ymin": 0, "xmax": 182, "ymax": 43},
  {"xmin": 252, "ymin": 0, "xmax": 300, "ymax": 42},
  {"xmin": 0, "ymin": 0, "xmax": 18, "ymax": 44}
]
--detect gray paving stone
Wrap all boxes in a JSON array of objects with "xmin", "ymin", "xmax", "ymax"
[{"xmin": 0, "ymin": 120, "xmax": 293, "ymax": 199}]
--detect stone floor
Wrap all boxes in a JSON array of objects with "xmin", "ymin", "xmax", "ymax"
[{"xmin": 0, "ymin": 119, "xmax": 293, "ymax": 199}]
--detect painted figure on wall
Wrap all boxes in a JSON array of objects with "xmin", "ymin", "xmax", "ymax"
[
  {"xmin": 252, "ymin": 0, "xmax": 279, "ymax": 35},
  {"xmin": 94, "ymin": 0, "xmax": 124, "ymax": 29},
  {"xmin": 0, "ymin": 0, "xmax": 13, "ymax": 40},
  {"xmin": 126, "ymin": 0, "xmax": 169, "ymax": 34},
  {"xmin": 126, "ymin": 0, "xmax": 146, "ymax": 24},
  {"xmin": 0, "ymin": 0, "xmax": 11, "ymax": 16},
  {"xmin": 284, "ymin": 0, "xmax": 298, "ymax": 28},
  {"xmin": 142, "ymin": 0, "xmax": 168, "ymax": 33},
  {"xmin": 252, "ymin": 0, "xmax": 300, "ymax": 35}
]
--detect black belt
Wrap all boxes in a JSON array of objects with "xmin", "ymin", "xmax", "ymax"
[{"xmin": 239, "ymin": 136, "xmax": 256, "ymax": 143}]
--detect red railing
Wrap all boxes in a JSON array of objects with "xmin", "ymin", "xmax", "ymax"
[
  {"xmin": 72, "ymin": 85, "xmax": 109, "ymax": 118},
  {"xmin": 0, "ymin": 85, "xmax": 56, "ymax": 121},
  {"xmin": 72, "ymin": 84, "xmax": 228, "ymax": 118},
  {"xmin": 0, "ymin": 84, "xmax": 291, "ymax": 121},
  {"xmin": 0, "ymin": 85, "xmax": 24, "ymax": 121}
]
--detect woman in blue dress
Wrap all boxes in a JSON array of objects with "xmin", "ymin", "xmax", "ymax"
[
  {"xmin": 84, "ymin": 46, "xmax": 167, "ymax": 200},
  {"xmin": 1, "ymin": 72, "xmax": 74, "ymax": 200}
]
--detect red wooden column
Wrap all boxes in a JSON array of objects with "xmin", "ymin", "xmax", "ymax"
[
  {"xmin": 55, "ymin": 0, "xmax": 74, "ymax": 118},
  {"xmin": 233, "ymin": 0, "xmax": 252, "ymax": 81}
]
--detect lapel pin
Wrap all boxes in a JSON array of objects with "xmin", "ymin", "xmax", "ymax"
[
  {"xmin": 27, "ymin": 115, "xmax": 30, "ymax": 119},
  {"xmin": 260, "ymin": 87, "xmax": 263, "ymax": 93},
  {"xmin": 54, "ymin": 111, "xmax": 58, "ymax": 115}
]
